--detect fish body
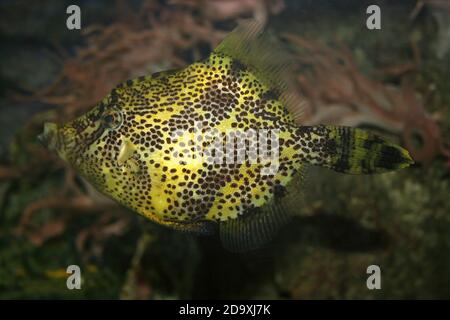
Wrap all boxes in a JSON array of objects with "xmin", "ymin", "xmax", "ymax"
[{"xmin": 39, "ymin": 21, "xmax": 413, "ymax": 251}]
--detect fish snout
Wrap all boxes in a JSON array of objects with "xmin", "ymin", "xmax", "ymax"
[{"xmin": 38, "ymin": 122, "xmax": 60, "ymax": 151}]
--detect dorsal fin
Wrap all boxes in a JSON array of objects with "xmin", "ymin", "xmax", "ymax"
[
  {"xmin": 219, "ymin": 167, "xmax": 308, "ymax": 252},
  {"xmin": 214, "ymin": 20, "xmax": 305, "ymax": 122}
]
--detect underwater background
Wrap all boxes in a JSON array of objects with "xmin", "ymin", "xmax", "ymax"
[{"xmin": 0, "ymin": 0, "xmax": 449, "ymax": 299}]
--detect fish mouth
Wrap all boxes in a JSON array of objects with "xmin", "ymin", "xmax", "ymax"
[{"xmin": 38, "ymin": 122, "xmax": 65, "ymax": 154}]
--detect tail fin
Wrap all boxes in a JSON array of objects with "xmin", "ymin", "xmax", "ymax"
[{"xmin": 294, "ymin": 125, "xmax": 414, "ymax": 174}]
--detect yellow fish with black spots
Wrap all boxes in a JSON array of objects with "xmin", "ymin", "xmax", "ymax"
[{"xmin": 38, "ymin": 21, "xmax": 413, "ymax": 252}]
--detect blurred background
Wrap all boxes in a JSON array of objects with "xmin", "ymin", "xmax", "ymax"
[{"xmin": 0, "ymin": 0, "xmax": 449, "ymax": 299}]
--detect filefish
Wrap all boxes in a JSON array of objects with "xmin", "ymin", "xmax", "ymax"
[{"xmin": 38, "ymin": 21, "xmax": 413, "ymax": 252}]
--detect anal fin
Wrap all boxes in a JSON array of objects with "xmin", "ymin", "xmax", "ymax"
[
  {"xmin": 219, "ymin": 170, "xmax": 307, "ymax": 252},
  {"xmin": 219, "ymin": 200, "xmax": 291, "ymax": 252}
]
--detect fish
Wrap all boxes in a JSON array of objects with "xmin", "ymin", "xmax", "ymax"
[{"xmin": 38, "ymin": 20, "xmax": 414, "ymax": 252}]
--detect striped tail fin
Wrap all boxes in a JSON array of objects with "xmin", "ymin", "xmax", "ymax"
[{"xmin": 294, "ymin": 125, "xmax": 414, "ymax": 174}]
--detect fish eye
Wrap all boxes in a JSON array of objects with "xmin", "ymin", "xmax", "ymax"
[
  {"xmin": 104, "ymin": 114, "xmax": 115, "ymax": 124},
  {"xmin": 102, "ymin": 108, "xmax": 123, "ymax": 130}
]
